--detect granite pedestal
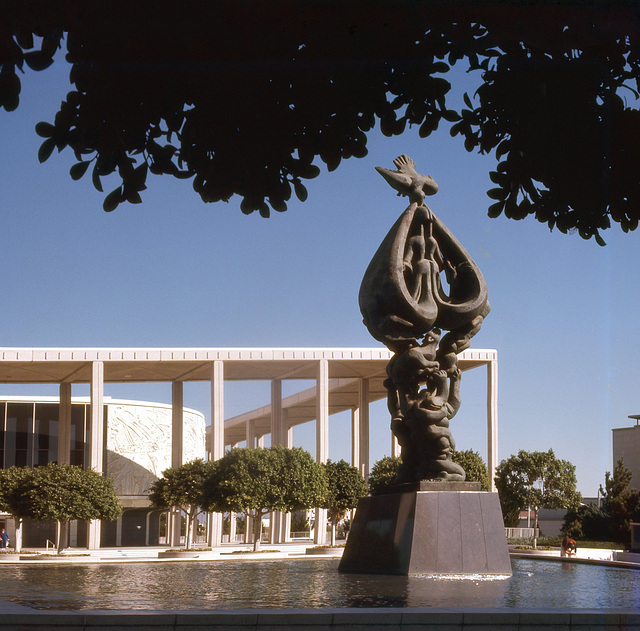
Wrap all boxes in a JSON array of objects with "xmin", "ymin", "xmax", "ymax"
[{"xmin": 339, "ymin": 482, "xmax": 512, "ymax": 576}]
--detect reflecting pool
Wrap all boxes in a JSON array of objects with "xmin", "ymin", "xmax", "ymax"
[{"xmin": 1, "ymin": 558, "xmax": 638, "ymax": 610}]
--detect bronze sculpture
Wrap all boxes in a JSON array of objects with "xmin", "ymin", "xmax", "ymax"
[{"xmin": 359, "ymin": 155, "xmax": 490, "ymax": 484}]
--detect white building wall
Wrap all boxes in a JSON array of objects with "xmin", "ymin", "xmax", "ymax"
[
  {"xmin": 612, "ymin": 424, "xmax": 640, "ymax": 491},
  {"xmin": 106, "ymin": 402, "xmax": 206, "ymax": 500}
]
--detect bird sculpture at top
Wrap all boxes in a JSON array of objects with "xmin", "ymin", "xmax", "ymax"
[{"xmin": 375, "ymin": 154, "xmax": 439, "ymax": 205}]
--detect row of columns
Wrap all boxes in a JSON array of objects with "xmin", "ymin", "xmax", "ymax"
[{"xmin": 72, "ymin": 356, "xmax": 498, "ymax": 549}]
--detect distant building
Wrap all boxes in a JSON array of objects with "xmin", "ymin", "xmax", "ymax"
[
  {"xmin": 612, "ymin": 419, "xmax": 640, "ymax": 491},
  {"xmin": 0, "ymin": 396, "xmax": 206, "ymax": 547}
]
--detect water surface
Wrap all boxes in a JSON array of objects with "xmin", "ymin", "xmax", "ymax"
[{"xmin": 1, "ymin": 558, "xmax": 638, "ymax": 610}]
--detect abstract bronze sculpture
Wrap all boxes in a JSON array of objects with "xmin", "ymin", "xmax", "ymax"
[
  {"xmin": 340, "ymin": 157, "xmax": 510, "ymax": 575},
  {"xmin": 359, "ymin": 155, "xmax": 490, "ymax": 484}
]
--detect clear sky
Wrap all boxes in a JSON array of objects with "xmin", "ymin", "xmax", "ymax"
[{"xmin": 1, "ymin": 53, "xmax": 639, "ymax": 497}]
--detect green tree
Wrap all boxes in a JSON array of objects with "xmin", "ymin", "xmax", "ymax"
[
  {"xmin": 562, "ymin": 502, "xmax": 608, "ymax": 541},
  {"xmin": 0, "ymin": 465, "xmax": 35, "ymax": 552},
  {"xmin": 599, "ymin": 459, "xmax": 640, "ymax": 545},
  {"xmin": 495, "ymin": 449, "xmax": 581, "ymax": 547},
  {"xmin": 368, "ymin": 452, "xmax": 490, "ymax": 494},
  {"xmin": 452, "ymin": 449, "xmax": 490, "ymax": 491},
  {"xmin": 1, "ymin": 3, "xmax": 639, "ymax": 241},
  {"xmin": 321, "ymin": 459, "xmax": 367, "ymax": 546},
  {"xmin": 203, "ymin": 446, "xmax": 326, "ymax": 551},
  {"xmin": 148, "ymin": 459, "xmax": 213, "ymax": 549},
  {"xmin": 0, "ymin": 463, "xmax": 122, "ymax": 554},
  {"xmin": 368, "ymin": 456, "xmax": 402, "ymax": 495}
]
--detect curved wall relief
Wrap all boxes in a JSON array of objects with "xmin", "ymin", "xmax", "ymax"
[{"xmin": 106, "ymin": 403, "xmax": 206, "ymax": 497}]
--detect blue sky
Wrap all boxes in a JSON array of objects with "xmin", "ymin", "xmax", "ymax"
[{"xmin": 1, "ymin": 54, "xmax": 638, "ymax": 497}]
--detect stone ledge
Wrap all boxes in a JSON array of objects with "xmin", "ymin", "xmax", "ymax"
[
  {"xmin": 377, "ymin": 481, "xmax": 482, "ymax": 494},
  {"xmin": 0, "ymin": 609, "xmax": 638, "ymax": 630}
]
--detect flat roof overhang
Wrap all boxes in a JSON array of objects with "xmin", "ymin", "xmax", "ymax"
[
  {"xmin": 0, "ymin": 347, "xmax": 496, "ymax": 448},
  {"xmin": 0, "ymin": 348, "xmax": 398, "ymax": 383},
  {"xmin": 0, "ymin": 347, "xmax": 495, "ymax": 384}
]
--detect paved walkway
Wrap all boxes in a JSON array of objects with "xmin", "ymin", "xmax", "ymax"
[
  {"xmin": 2, "ymin": 543, "xmax": 639, "ymax": 570},
  {"xmin": 0, "ymin": 542, "xmax": 344, "ymax": 563}
]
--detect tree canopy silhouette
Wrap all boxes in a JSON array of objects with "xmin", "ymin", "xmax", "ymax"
[{"xmin": 2, "ymin": 1, "xmax": 639, "ymax": 243}]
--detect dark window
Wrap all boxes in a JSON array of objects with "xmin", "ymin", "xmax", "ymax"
[
  {"xmin": 35, "ymin": 403, "xmax": 59, "ymax": 466},
  {"xmin": 70, "ymin": 404, "xmax": 86, "ymax": 467},
  {"xmin": 5, "ymin": 403, "xmax": 33, "ymax": 467}
]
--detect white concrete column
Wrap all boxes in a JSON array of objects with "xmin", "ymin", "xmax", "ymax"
[
  {"xmin": 169, "ymin": 381, "xmax": 185, "ymax": 545},
  {"xmin": 168, "ymin": 506, "xmax": 182, "ymax": 548},
  {"xmin": 210, "ymin": 361, "xmax": 225, "ymax": 461},
  {"xmin": 58, "ymin": 383, "xmax": 72, "ymax": 465},
  {"xmin": 271, "ymin": 379, "xmax": 284, "ymax": 543},
  {"xmin": 392, "ymin": 434, "xmax": 401, "ymax": 459},
  {"xmin": 351, "ymin": 406, "xmax": 360, "ymax": 469},
  {"xmin": 314, "ymin": 359, "xmax": 329, "ymax": 545},
  {"xmin": 271, "ymin": 379, "xmax": 283, "ymax": 446},
  {"xmin": 282, "ymin": 422, "xmax": 293, "ymax": 542},
  {"xmin": 487, "ymin": 358, "xmax": 499, "ymax": 492},
  {"xmin": 246, "ymin": 419, "xmax": 256, "ymax": 448},
  {"xmin": 358, "ymin": 378, "xmax": 370, "ymax": 481},
  {"xmin": 229, "ymin": 512, "xmax": 237, "ymax": 543},
  {"xmin": 171, "ymin": 381, "xmax": 184, "ymax": 468},
  {"xmin": 207, "ymin": 360, "xmax": 224, "ymax": 547},
  {"xmin": 87, "ymin": 361, "xmax": 104, "ymax": 549}
]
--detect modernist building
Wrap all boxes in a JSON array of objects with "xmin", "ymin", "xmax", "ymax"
[
  {"xmin": 0, "ymin": 346, "xmax": 498, "ymax": 549},
  {"xmin": 0, "ymin": 395, "xmax": 205, "ymax": 547},
  {"xmin": 613, "ymin": 419, "xmax": 640, "ymax": 491}
]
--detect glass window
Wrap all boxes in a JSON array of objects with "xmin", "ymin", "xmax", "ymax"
[
  {"xmin": 70, "ymin": 403, "xmax": 86, "ymax": 467},
  {"xmin": 5, "ymin": 403, "xmax": 33, "ymax": 468},
  {"xmin": 34, "ymin": 403, "xmax": 59, "ymax": 466}
]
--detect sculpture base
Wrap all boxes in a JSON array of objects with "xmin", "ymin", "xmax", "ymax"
[{"xmin": 339, "ymin": 489, "xmax": 512, "ymax": 576}]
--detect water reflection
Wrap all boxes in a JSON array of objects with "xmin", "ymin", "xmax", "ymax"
[{"xmin": 0, "ymin": 559, "xmax": 638, "ymax": 611}]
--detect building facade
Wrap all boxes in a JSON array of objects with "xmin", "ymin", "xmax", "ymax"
[
  {"xmin": 612, "ymin": 422, "xmax": 640, "ymax": 491},
  {"xmin": 0, "ymin": 396, "xmax": 205, "ymax": 547},
  {"xmin": 0, "ymin": 346, "xmax": 498, "ymax": 549}
]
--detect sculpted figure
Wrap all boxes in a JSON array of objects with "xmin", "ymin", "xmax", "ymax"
[{"xmin": 360, "ymin": 155, "xmax": 489, "ymax": 483}]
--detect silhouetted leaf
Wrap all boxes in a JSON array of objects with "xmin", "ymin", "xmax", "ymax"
[
  {"xmin": 69, "ymin": 161, "xmax": 90, "ymax": 181},
  {"xmin": 37, "ymin": 138, "xmax": 56, "ymax": 163},
  {"xmin": 294, "ymin": 181, "xmax": 308, "ymax": 202},
  {"xmin": 91, "ymin": 165, "xmax": 103, "ymax": 192},
  {"xmin": 24, "ymin": 51, "xmax": 54, "ymax": 71},
  {"xmin": 103, "ymin": 187, "xmax": 123, "ymax": 212},
  {"xmin": 35, "ymin": 121, "xmax": 55, "ymax": 138}
]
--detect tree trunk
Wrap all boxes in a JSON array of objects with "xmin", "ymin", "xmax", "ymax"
[
  {"xmin": 55, "ymin": 520, "xmax": 67, "ymax": 554},
  {"xmin": 533, "ymin": 508, "xmax": 539, "ymax": 549},
  {"xmin": 330, "ymin": 522, "xmax": 336, "ymax": 546},
  {"xmin": 253, "ymin": 510, "xmax": 262, "ymax": 552},
  {"xmin": 185, "ymin": 507, "xmax": 200, "ymax": 549}
]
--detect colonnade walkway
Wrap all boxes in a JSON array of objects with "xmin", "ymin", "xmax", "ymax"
[{"xmin": 0, "ymin": 346, "xmax": 498, "ymax": 548}]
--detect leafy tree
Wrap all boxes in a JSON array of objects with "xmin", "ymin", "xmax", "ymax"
[
  {"xmin": 1, "ymin": 3, "xmax": 639, "ymax": 241},
  {"xmin": 368, "ymin": 451, "xmax": 490, "ymax": 494},
  {"xmin": 148, "ymin": 459, "xmax": 214, "ymax": 549},
  {"xmin": 320, "ymin": 459, "xmax": 367, "ymax": 545},
  {"xmin": 0, "ymin": 465, "xmax": 35, "ymax": 552},
  {"xmin": 495, "ymin": 449, "xmax": 581, "ymax": 547},
  {"xmin": 599, "ymin": 459, "xmax": 640, "ymax": 545},
  {"xmin": 368, "ymin": 456, "xmax": 402, "ymax": 495},
  {"xmin": 203, "ymin": 446, "xmax": 326, "ymax": 551},
  {"xmin": 562, "ymin": 502, "xmax": 608, "ymax": 541},
  {"xmin": 452, "ymin": 449, "xmax": 491, "ymax": 491},
  {"xmin": 0, "ymin": 463, "xmax": 121, "ymax": 554}
]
